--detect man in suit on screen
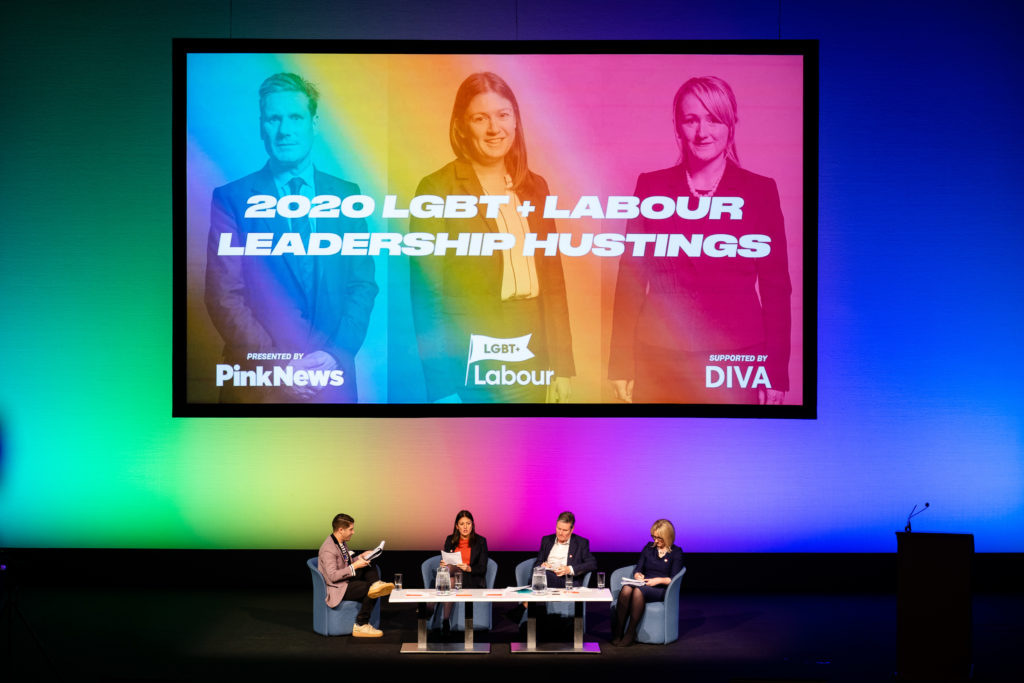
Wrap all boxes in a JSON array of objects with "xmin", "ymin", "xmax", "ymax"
[{"xmin": 205, "ymin": 72, "xmax": 377, "ymax": 403}]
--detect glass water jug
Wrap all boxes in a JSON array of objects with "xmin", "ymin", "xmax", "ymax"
[
  {"xmin": 436, "ymin": 565, "xmax": 451, "ymax": 595},
  {"xmin": 531, "ymin": 565, "xmax": 548, "ymax": 593}
]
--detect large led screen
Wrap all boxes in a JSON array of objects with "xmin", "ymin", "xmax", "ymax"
[{"xmin": 174, "ymin": 40, "xmax": 816, "ymax": 417}]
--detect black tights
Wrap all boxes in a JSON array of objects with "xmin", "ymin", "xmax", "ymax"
[{"xmin": 614, "ymin": 585, "xmax": 647, "ymax": 640}]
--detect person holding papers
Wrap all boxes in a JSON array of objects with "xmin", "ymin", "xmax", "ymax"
[
  {"xmin": 611, "ymin": 519, "xmax": 684, "ymax": 647},
  {"xmin": 440, "ymin": 509, "xmax": 489, "ymax": 586},
  {"xmin": 508, "ymin": 510, "xmax": 598, "ymax": 625},
  {"xmin": 437, "ymin": 509, "xmax": 489, "ymax": 634},
  {"xmin": 535, "ymin": 510, "xmax": 597, "ymax": 587},
  {"xmin": 317, "ymin": 513, "xmax": 393, "ymax": 637}
]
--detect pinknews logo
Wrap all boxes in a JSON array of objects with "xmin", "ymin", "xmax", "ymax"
[{"xmin": 215, "ymin": 364, "xmax": 344, "ymax": 388}]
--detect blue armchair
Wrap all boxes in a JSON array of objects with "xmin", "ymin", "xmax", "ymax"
[
  {"xmin": 514, "ymin": 558, "xmax": 592, "ymax": 626},
  {"xmin": 609, "ymin": 563, "xmax": 687, "ymax": 644},
  {"xmin": 420, "ymin": 555, "xmax": 498, "ymax": 630},
  {"xmin": 307, "ymin": 557, "xmax": 382, "ymax": 636}
]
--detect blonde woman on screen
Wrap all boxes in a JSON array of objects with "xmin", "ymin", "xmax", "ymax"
[{"xmin": 608, "ymin": 76, "xmax": 791, "ymax": 405}]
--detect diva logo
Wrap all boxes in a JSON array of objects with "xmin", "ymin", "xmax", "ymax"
[
  {"xmin": 705, "ymin": 360, "xmax": 770, "ymax": 390},
  {"xmin": 463, "ymin": 333, "xmax": 554, "ymax": 387}
]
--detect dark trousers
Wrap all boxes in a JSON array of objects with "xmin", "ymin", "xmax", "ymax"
[{"xmin": 342, "ymin": 565, "xmax": 381, "ymax": 625}]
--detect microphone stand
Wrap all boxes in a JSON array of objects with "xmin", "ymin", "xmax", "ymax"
[{"xmin": 904, "ymin": 502, "xmax": 930, "ymax": 532}]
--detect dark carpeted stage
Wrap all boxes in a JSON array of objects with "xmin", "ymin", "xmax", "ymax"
[{"xmin": 2, "ymin": 549, "xmax": 1021, "ymax": 681}]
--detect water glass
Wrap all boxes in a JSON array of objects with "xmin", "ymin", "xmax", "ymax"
[
  {"xmin": 394, "ymin": 573, "xmax": 403, "ymax": 590},
  {"xmin": 564, "ymin": 574, "xmax": 573, "ymax": 590},
  {"xmin": 453, "ymin": 572, "xmax": 463, "ymax": 590},
  {"xmin": 596, "ymin": 572, "xmax": 606, "ymax": 589}
]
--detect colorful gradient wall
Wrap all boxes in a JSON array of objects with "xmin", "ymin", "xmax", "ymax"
[{"xmin": 0, "ymin": 1, "xmax": 1021, "ymax": 552}]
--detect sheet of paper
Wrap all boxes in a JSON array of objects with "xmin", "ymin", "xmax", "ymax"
[
  {"xmin": 441, "ymin": 550, "xmax": 463, "ymax": 566},
  {"xmin": 365, "ymin": 540, "xmax": 385, "ymax": 560}
]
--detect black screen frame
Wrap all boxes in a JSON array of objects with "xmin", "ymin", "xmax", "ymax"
[{"xmin": 172, "ymin": 38, "xmax": 818, "ymax": 419}]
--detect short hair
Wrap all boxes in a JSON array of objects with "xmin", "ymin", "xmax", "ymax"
[
  {"xmin": 556, "ymin": 511, "xmax": 575, "ymax": 527},
  {"xmin": 259, "ymin": 72, "xmax": 320, "ymax": 118},
  {"xmin": 672, "ymin": 76, "xmax": 740, "ymax": 167},
  {"xmin": 449, "ymin": 72, "xmax": 530, "ymax": 191},
  {"xmin": 650, "ymin": 518, "xmax": 676, "ymax": 547},
  {"xmin": 331, "ymin": 513, "xmax": 354, "ymax": 531}
]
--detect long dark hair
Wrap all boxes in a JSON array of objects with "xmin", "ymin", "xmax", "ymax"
[
  {"xmin": 446, "ymin": 509, "xmax": 478, "ymax": 549},
  {"xmin": 449, "ymin": 72, "xmax": 531, "ymax": 191}
]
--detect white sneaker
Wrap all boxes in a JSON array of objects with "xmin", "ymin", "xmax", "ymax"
[
  {"xmin": 368, "ymin": 581, "xmax": 395, "ymax": 599},
  {"xmin": 352, "ymin": 623, "xmax": 383, "ymax": 638}
]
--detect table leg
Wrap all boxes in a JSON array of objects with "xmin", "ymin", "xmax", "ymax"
[
  {"xmin": 574, "ymin": 601, "xmax": 584, "ymax": 649},
  {"xmin": 527, "ymin": 615, "xmax": 537, "ymax": 650},
  {"xmin": 400, "ymin": 603, "xmax": 489, "ymax": 653}
]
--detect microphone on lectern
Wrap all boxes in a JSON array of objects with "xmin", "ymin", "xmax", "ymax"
[{"xmin": 904, "ymin": 502, "xmax": 930, "ymax": 532}]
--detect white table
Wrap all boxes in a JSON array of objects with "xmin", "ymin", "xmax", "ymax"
[{"xmin": 388, "ymin": 587, "xmax": 612, "ymax": 654}]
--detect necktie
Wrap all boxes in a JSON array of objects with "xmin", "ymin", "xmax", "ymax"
[{"xmin": 286, "ymin": 176, "xmax": 315, "ymax": 293}]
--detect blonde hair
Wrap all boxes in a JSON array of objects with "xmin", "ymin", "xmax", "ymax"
[
  {"xmin": 673, "ymin": 76, "xmax": 739, "ymax": 167},
  {"xmin": 650, "ymin": 519, "xmax": 676, "ymax": 547}
]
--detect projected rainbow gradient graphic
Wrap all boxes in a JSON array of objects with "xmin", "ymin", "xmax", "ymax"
[{"xmin": 183, "ymin": 51, "xmax": 805, "ymax": 409}]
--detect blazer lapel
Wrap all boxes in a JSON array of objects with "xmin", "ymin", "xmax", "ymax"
[
  {"xmin": 453, "ymin": 160, "xmax": 499, "ymax": 233},
  {"xmin": 251, "ymin": 164, "xmax": 311, "ymax": 308}
]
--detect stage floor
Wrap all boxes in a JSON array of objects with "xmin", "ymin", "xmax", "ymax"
[{"xmin": 3, "ymin": 589, "xmax": 1022, "ymax": 681}]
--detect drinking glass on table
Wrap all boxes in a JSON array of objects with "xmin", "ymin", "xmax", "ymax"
[
  {"xmin": 596, "ymin": 572, "xmax": 606, "ymax": 589},
  {"xmin": 394, "ymin": 573, "xmax": 403, "ymax": 590},
  {"xmin": 564, "ymin": 574, "xmax": 573, "ymax": 590},
  {"xmin": 453, "ymin": 572, "xmax": 463, "ymax": 591}
]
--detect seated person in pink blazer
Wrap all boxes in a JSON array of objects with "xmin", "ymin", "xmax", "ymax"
[{"xmin": 317, "ymin": 513, "xmax": 393, "ymax": 637}]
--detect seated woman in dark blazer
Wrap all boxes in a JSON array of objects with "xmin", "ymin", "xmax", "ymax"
[
  {"xmin": 612, "ymin": 519, "xmax": 684, "ymax": 646},
  {"xmin": 438, "ymin": 509, "xmax": 488, "ymax": 629}
]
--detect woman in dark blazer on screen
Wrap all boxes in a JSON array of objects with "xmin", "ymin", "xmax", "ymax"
[
  {"xmin": 612, "ymin": 519, "xmax": 685, "ymax": 646},
  {"xmin": 609, "ymin": 76, "xmax": 792, "ymax": 405},
  {"xmin": 409, "ymin": 72, "xmax": 574, "ymax": 404}
]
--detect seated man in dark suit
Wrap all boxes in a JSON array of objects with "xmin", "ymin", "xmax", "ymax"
[
  {"xmin": 536, "ymin": 510, "xmax": 597, "ymax": 587},
  {"xmin": 510, "ymin": 510, "xmax": 597, "ymax": 626},
  {"xmin": 317, "ymin": 513, "xmax": 393, "ymax": 637}
]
